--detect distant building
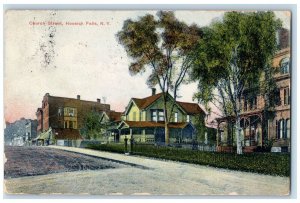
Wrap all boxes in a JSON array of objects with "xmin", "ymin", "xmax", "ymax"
[
  {"xmin": 4, "ymin": 118, "xmax": 37, "ymax": 146},
  {"xmin": 24, "ymin": 120, "xmax": 38, "ymax": 146},
  {"xmin": 11, "ymin": 134, "xmax": 25, "ymax": 146},
  {"xmin": 35, "ymin": 93, "xmax": 111, "ymax": 145},
  {"xmin": 36, "ymin": 93, "xmax": 110, "ymax": 133}
]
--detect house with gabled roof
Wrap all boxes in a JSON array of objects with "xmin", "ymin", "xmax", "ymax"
[
  {"xmin": 99, "ymin": 111, "xmax": 123, "ymax": 142},
  {"xmin": 116, "ymin": 88, "xmax": 207, "ymax": 144}
]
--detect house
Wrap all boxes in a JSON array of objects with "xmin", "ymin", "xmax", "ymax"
[
  {"xmin": 215, "ymin": 28, "xmax": 290, "ymax": 153},
  {"xmin": 115, "ymin": 88, "xmax": 207, "ymax": 144},
  {"xmin": 36, "ymin": 93, "xmax": 111, "ymax": 145},
  {"xmin": 99, "ymin": 111, "xmax": 123, "ymax": 142}
]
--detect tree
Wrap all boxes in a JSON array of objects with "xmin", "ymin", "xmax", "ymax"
[
  {"xmin": 117, "ymin": 11, "xmax": 202, "ymax": 144},
  {"xmin": 191, "ymin": 11, "xmax": 281, "ymax": 154},
  {"xmin": 81, "ymin": 111, "xmax": 104, "ymax": 140}
]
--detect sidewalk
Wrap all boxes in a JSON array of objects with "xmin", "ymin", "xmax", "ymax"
[{"xmin": 48, "ymin": 145, "xmax": 184, "ymax": 169}]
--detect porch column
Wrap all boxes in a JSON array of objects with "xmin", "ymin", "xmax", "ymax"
[{"xmin": 249, "ymin": 118, "xmax": 251, "ymax": 146}]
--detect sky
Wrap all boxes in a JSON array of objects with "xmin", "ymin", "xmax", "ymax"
[{"xmin": 4, "ymin": 10, "xmax": 290, "ymax": 123}]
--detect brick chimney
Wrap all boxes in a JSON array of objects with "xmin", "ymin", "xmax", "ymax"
[
  {"xmin": 77, "ymin": 95, "xmax": 80, "ymax": 100},
  {"xmin": 151, "ymin": 88, "xmax": 156, "ymax": 96},
  {"xmin": 97, "ymin": 98, "xmax": 101, "ymax": 103}
]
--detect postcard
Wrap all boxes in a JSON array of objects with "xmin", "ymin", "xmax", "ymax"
[{"xmin": 3, "ymin": 9, "xmax": 291, "ymax": 196}]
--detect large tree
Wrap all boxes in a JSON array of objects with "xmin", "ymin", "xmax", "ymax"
[
  {"xmin": 191, "ymin": 11, "xmax": 281, "ymax": 154},
  {"xmin": 117, "ymin": 11, "xmax": 202, "ymax": 144}
]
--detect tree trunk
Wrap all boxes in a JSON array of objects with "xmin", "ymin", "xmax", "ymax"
[
  {"xmin": 165, "ymin": 122, "xmax": 170, "ymax": 145},
  {"xmin": 163, "ymin": 94, "xmax": 170, "ymax": 145},
  {"xmin": 236, "ymin": 97, "xmax": 243, "ymax": 154},
  {"xmin": 236, "ymin": 116, "xmax": 243, "ymax": 154}
]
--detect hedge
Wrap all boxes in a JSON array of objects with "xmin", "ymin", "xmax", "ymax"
[{"xmin": 86, "ymin": 143, "xmax": 290, "ymax": 176}]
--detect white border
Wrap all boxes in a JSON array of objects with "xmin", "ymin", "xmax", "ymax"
[{"xmin": 1, "ymin": 1, "xmax": 299, "ymax": 202}]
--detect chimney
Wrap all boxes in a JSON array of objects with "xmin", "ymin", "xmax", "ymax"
[
  {"xmin": 151, "ymin": 88, "xmax": 156, "ymax": 96},
  {"xmin": 77, "ymin": 95, "xmax": 80, "ymax": 100},
  {"xmin": 97, "ymin": 98, "xmax": 101, "ymax": 103}
]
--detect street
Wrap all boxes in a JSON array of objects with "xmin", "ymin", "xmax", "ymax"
[{"xmin": 4, "ymin": 146, "xmax": 290, "ymax": 195}]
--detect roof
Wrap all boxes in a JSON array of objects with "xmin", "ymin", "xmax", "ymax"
[
  {"xmin": 177, "ymin": 101, "xmax": 204, "ymax": 115},
  {"xmin": 132, "ymin": 93, "xmax": 163, "ymax": 109},
  {"xmin": 106, "ymin": 111, "xmax": 122, "ymax": 122},
  {"xmin": 35, "ymin": 128, "xmax": 52, "ymax": 140},
  {"xmin": 119, "ymin": 121, "xmax": 192, "ymax": 129},
  {"xmin": 53, "ymin": 128, "xmax": 83, "ymax": 140},
  {"xmin": 131, "ymin": 92, "xmax": 204, "ymax": 115}
]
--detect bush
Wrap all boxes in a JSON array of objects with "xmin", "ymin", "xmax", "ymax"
[{"xmin": 86, "ymin": 143, "xmax": 290, "ymax": 177}]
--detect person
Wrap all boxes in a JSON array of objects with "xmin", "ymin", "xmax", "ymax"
[{"xmin": 124, "ymin": 136, "xmax": 128, "ymax": 153}]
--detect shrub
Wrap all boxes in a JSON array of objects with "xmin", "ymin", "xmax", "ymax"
[{"xmin": 86, "ymin": 143, "xmax": 290, "ymax": 176}]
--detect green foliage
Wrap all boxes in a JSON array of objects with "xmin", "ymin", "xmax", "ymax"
[
  {"xmin": 117, "ymin": 11, "xmax": 202, "ymax": 90},
  {"xmin": 81, "ymin": 112, "xmax": 105, "ymax": 140},
  {"xmin": 87, "ymin": 143, "xmax": 290, "ymax": 176},
  {"xmin": 193, "ymin": 114, "xmax": 206, "ymax": 142},
  {"xmin": 191, "ymin": 11, "xmax": 282, "ymax": 115}
]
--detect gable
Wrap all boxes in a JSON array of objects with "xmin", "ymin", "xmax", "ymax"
[
  {"xmin": 124, "ymin": 99, "xmax": 139, "ymax": 116},
  {"xmin": 145, "ymin": 94, "xmax": 186, "ymax": 114}
]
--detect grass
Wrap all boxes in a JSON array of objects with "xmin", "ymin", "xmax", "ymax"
[{"xmin": 86, "ymin": 143, "xmax": 290, "ymax": 177}]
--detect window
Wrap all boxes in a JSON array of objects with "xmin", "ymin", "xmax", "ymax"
[
  {"xmin": 158, "ymin": 110, "xmax": 164, "ymax": 121},
  {"xmin": 280, "ymin": 57, "xmax": 290, "ymax": 74},
  {"xmin": 279, "ymin": 119, "xmax": 284, "ymax": 139},
  {"xmin": 58, "ymin": 107, "xmax": 63, "ymax": 117},
  {"xmin": 284, "ymin": 87, "xmax": 290, "ymax": 105},
  {"xmin": 64, "ymin": 107, "xmax": 76, "ymax": 117},
  {"xmin": 69, "ymin": 121, "xmax": 73, "ymax": 129},
  {"xmin": 145, "ymin": 128, "xmax": 154, "ymax": 135},
  {"xmin": 286, "ymin": 119, "xmax": 290, "ymax": 139},
  {"xmin": 187, "ymin": 115, "xmax": 190, "ymax": 122},
  {"xmin": 174, "ymin": 112, "xmax": 178, "ymax": 122},
  {"xmin": 64, "ymin": 121, "xmax": 68, "ymax": 128},
  {"xmin": 69, "ymin": 108, "xmax": 74, "ymax": 116},
  {"xmin": 273, "ymin": 88, "xmax": 281, "ymax": 106},
  {"xmin": 133, "ymin": 112, "xmax": 136, "ymax": 121},
  {"xmin": 151, "ymin": 110, "xmax": 157, "ymax": 122}
]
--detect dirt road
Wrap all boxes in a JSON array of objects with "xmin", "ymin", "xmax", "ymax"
[
  {"xmin": 4, "ymin": 146, "xmax": 290, "ymax": 196},
  {"xmin": 4, "ymin": 146, "xmax": 126, "ymax": 178}
]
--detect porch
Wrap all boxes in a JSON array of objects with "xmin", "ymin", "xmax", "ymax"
[{"xmin": 216, "ymin": 111, "xmax": 264, "ymax": 153}]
